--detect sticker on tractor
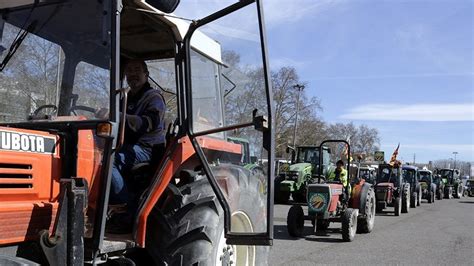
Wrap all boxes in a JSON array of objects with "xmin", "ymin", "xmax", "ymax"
[
  {"xmin": 308, "ymin": 193, "xmax": 328, "ymax": 212},
  {"xmin": 331, "ymin": 188, "xmax": 343, "ymax": 194},
  {"xmin": 0, "ymin": 130, "xmax": 56, "ymax": 154}
]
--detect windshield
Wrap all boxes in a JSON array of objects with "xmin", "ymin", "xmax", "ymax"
[
  {"xmin": 440, "ymin": 169, "xmax": 453, "ymax": 178},
  {"xmin": 377, "ymin": 166, "xmax": 399, "ymax": 183},
  {"xmin": 402, "ymin": 169, "xmax": 416, "ymax": 183},
  {"xmin": 360, "ymin": 169, "xmax": 371, "ymax": 179},
  {"xmin": 296, "ymin": 147, "xmax": 319, "ymax": 164},
  {"xmin": 0, "ymin": 0, "xmax": 111, "ymax": 123},
  {"xmin": 418, "ymin": 171, "xmax": 431, "ymax": 182}
]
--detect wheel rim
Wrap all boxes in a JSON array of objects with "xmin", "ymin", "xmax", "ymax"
[
  {"xmin": 231, "ymin": 211, "xmax": 256, "ymax": 266},
  {"xmin": 368, "ymin": 193, "xmax": 375, "ymax": 225},
  {"xmin": 350, "ymin": 212, "xmax": 357, "ymax": 237}
]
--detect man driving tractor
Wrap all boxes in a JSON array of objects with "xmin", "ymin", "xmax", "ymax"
[{"xmin": 328, "ymin": 160, "xmax": 348, "ymax": 185}]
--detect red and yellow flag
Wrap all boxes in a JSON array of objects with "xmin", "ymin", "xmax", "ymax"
[{"xmin": 389, "ymin": 143, "xmax": 400, "ymax": 166}]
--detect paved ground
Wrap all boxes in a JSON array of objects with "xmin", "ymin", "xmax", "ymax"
[{"xmin": 270, "ymin": 196, "xmax": 474, "ymax": 265}]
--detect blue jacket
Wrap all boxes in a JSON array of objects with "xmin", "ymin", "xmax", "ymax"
[{"xmin": 125, "ymin": 82, "xmax": 166, "ymax": 148}]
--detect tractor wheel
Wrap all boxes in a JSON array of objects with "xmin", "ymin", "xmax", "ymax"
[
  {"xmin": 357, "ymin": 189, "xmax": 375, "ymax": 234},
  {"xmin": 402, "ymin": 190, "xmax": 410, "ymax": 213},
  {"xmin": 394, "ymin": 197, "xmax": 401, "ymax": 216},
  {"xmin": 417, "ymin": 189, "xmax": 422, "ymax": 206},
  {"xmin": 410, "ymin": 192, "xmax": 417, "ymax": 208},
  {"xmin": 316, "ymin": 219, "xmax": 330, "ymax": 231},
  {"xmin": 146, "ymin": 171, "xmax": 267, "ymax": 266},
  {"xmin": 375, "ymin": 201, "xmax": 384, "ymax": 213},
  {"xmin": 444, "ymin": 187, "xmax": 453, "ymax": 199},
  {"xmin": 341, "ymin": 208, "xmax": 358, "ymax": 242},
  {"xmin": 454, "ymin": 185, "xmax": 461, "ymax": 199},
  {"xmin": 428, "ymin": 191, "xmax": 433, "ymax": 203},
  {"xmin": 287, "ymin": 205, "xmax": 305, "ymax": 238}
]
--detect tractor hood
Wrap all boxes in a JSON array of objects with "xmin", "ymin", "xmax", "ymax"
[{"xmin": 289, "ymin": 163, "xmax": 312, "ymax": 174}]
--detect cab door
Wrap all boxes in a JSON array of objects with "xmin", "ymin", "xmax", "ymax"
[{"xmin": 183, "ymin": 0, "xmax": 274, "ymax": 245}]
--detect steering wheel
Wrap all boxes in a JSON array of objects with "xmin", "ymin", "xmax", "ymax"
[
  {"xmin": 30, "ymin": 104, "xmax": 58, "ymax": 120},
  {"xmin": 69, "ymin": 105, "xmax": 97, "ymax": 116}
]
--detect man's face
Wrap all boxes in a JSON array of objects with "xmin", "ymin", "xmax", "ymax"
[{"xmin": 124, "ymin": 61, "xmax": 147, "ymax": 92}]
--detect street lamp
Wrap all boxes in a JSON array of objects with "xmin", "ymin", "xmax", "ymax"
[
  {"xmin": 292, "ymin": 84, "xmax": 305, "ymax": 147},
  {"xmin": 453, "ymin": 151, "xmax": 458, "ymax": 169}
]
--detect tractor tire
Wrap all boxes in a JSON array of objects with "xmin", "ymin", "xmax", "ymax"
[
  {"xmin": 357, "ymin": 189, "xmax": 375, "ymax": 234},
  {"xmin": 376, "ymin": 201, "xmax": 384, "ymax": 213},
  {"xmin": 428, "ymin": 191, "xmax": 433, "ymax": 203},
  {"xmin": 316, "ymin": 219, "xmax": 330, "ymax": 231},
  {"xmin": 454, "ymin": 185, "xmax": 461, "ymax": 199},
  {"xmin": 341, "ymin": 208, "xmax": 358, "ymax": 242},
  {"xmin": 417, "ymin": 189, "xmax": 422, "ymax": 206},
  {"xmin": 410, "ymin": 192, "xmax": 417, "ymax": 208},
  {"xmin": 402, "ymin": 189, "xmax": 410, "ymax": 214},
  {"xmin": 146, "ymin": 170, "xmax": 267, "ymax": 266},
  {"xmin": 287, "ymin": 205, "xmax": 305, "ymax": 238},
  {"xmin": 436, "ymin": 189, "xmax": 442, "ymax": 200},
  {"xmin": 394, "ymin": 197, "xmax": 401, "ymax": 216},
  {"xmin": 445, "ymin": 187, "xmax": 452, "ymax": 199}
]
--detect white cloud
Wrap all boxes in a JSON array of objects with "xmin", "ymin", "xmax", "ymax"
[
  {"xmin": 263, "ymin": 0, "xmax": 342, "ymax": 26},
  {"xmin": 270, "ymin": 57, "xmax": 307, "ymax": 70},
  {"xmin": 340, "ymin": 103, "xmax": 474, "ymax": 121}
]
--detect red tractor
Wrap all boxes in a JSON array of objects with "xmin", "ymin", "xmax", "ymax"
[
  {"xmin": 286, "ymin": 140, "xmax": 376, "ymax": 242},
  {"xmin": 374, "ymin": 164, "xmax": 410, "ymax": 215},
  {"xmin": 0, "ymin": 1, "xmax": 274, "ymax": 265}
]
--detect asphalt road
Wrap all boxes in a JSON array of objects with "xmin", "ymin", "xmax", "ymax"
[{"xmin": 269, "ymin": 196, "xmax": 474, "ymax": 265}]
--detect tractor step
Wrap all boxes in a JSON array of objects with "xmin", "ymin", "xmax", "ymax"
[{"xmin": 101, "ymin": 233, "xmax": 136, "ymax": 254}]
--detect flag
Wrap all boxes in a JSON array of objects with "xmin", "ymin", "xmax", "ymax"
[
  {"xmin": 389, "ymin": 143, "xmax": 400, "ymax": 166},
  {"xmin": 342, "ymin": 137, "xmax": 353, "ymax": 162}
]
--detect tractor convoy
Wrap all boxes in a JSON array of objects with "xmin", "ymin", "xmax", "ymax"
[
  {"xmin": 281, "ymin": 142, "xmax": 470, "ymax": 243},
  {"xmin": 0, "ymin": 1, "xmax": 471, "ymax": 265}
]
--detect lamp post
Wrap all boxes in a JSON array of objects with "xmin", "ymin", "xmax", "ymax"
[
  {"xmin": 292, "ymin": 84, "xmax": 305, "ymax": 148},
  {"xmin": 453, "ymin": 151, "xmax": 458, "ymax": 169}
]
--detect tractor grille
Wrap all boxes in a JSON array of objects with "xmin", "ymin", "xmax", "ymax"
[
  {"xmin": 0, "ymin": 163, "xmax": 33, "ymax": 189},
  {"xmin": 285, "ymin": 171, "xmax": 299, "ymax": 180}
]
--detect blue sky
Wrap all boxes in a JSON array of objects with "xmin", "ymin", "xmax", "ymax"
[{"xmin": 175, "ymin": 0, "xmax": 474, "ymax": 163}]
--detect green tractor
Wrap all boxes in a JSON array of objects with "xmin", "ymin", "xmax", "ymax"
[
  {"xmin": 439, "ymin": 168, "xmax": 463, "ymax": 199},
  {"xmin": 274, "ymin": 146, "xmax": 331, "ymax": 203},
  {"xmin": 228, "ymin": 136, "xmax": 261, "ymax": 171}
]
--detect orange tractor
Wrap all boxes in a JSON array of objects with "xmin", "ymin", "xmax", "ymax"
[
  {"xmin": 286, "ymin": 140, "xmax": 376, "ymax": 242},
  {"xmin": 0, "ymin": 0, "xmax": 274, "ymax": 265}
]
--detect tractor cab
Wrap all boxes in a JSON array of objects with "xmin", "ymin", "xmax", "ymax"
[
  {"xmin": 0, "ymin": 1, "xmax": 275, "ymax": 265},
  {"xmin": 274, "ymin": 145, "xmax": 331, "ymax": 203},
  {"xmin": 359, "ymin": 165, "xmax": 376, "ymax": 184}
]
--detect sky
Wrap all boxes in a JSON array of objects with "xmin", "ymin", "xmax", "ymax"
[{"xmin": 174, "ymin": 0, "xmax": 474, "ymax": 164}]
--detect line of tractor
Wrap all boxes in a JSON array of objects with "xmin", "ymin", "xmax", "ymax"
[{"xmin": 275, "ymin": 140, "xmax": 472, "ymax": 242}]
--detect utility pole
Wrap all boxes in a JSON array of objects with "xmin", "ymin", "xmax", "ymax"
[
  {"xmin": 413, "ymin": 153, "xmax": 416, "ymax": 164},
  {"xmin": 453, "ymin": 151, "xmax": 458, "ymax": 169},
  {"xmin": 292, "ymin": 84, "xmax": 304, "ymax": 148}
]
